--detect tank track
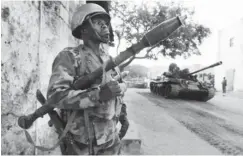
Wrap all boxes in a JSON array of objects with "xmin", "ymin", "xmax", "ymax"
[
  {"xmin": 163, "ymin": 84, "xmax": 180, "ymax": 98},
  {"xmin": 200, "ymin": 88, "xmax": 216, "ymax": 102},
  {"xmin": 150, "ymin": 82, "xmax": 179, "ymax": 98},
  {"xmin": 179, "ymin": 120, "xmax": 243, "ymax": 155},
  {"xmin": 150, "ymin": 82, "xmax": 161, "ymax": 95}
]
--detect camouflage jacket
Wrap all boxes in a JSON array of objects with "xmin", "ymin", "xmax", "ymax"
[{"xmin": 46, "ymin": 44, "xmax": 124, "ymax": 145}]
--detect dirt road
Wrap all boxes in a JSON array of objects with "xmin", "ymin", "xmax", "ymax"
[{"xmin": 123, "ymin": 88, "xmax": 243, "ymax": 155}]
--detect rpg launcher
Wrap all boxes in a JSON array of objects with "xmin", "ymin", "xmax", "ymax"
[{"xmin": 18, "ymin": 15, "xmax": 187, "ymax": 130}]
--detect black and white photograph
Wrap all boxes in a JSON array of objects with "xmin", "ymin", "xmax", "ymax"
[{"xmin": 1, "ymin": 0, "xmax": 243, "ymax": 155}]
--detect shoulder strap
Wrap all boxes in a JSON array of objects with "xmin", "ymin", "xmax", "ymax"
[
  {"xmin": 65, "ymin": 46, "xmax": 87, "ymax": 78},
  {"xmin": 24, "ymin": 111, "xmax": 77, "ymax": 151},
  {"xmin": 79, "ymin": 49, "xmax": 88, "ymax": 76}
]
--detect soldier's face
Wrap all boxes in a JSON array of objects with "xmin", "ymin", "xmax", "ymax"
[{"xmin": 91, "ymin": 16, "xmax": 110, "ymax": 42}]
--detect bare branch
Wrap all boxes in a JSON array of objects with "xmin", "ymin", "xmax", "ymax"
[{"xmin": 115, "ymin": 24, "xmax": 125, "ymax": 55}]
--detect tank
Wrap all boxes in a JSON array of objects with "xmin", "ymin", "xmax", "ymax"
[{"xmin": 150, "ymin": 61, "xmax": 222, "ymax": 101}]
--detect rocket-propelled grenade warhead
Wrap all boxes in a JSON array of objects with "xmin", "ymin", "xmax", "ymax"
[
  {"xmin": 141, "ymin": 15, "xmax": 187, "ymax": 47},
  {"xmin": 114, "ymin": 15, "xmax": 187, "ymax": 65}
]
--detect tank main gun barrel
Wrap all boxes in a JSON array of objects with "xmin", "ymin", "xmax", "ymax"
[{"xmin": 188, "ymin": 61, "xmax": 223, "ymax": 75}]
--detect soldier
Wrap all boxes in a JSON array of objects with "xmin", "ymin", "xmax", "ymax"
[
  {"xmin": 46, "ymin": 3, "xmax": 127, "ymax": 155},
  {"xmin": 168, "ymin": 63, "xmax": 180, "ymax": 78},
  {"xmin": 222, "ymin": 77, "xmax": 227, "ymax": 94},
  {"xmin": 168, "ymin": 63, "xmax": 177, "ymax": 73}
]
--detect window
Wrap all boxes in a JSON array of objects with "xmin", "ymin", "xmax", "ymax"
[{"xmin": 229, "ymin": 37, "xmax": 234, "ymax": 47}]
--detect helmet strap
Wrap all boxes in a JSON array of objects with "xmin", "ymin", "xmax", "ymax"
[{"xmin": 87, "ymin": 18, "xmax": 109, "ymax": 44}]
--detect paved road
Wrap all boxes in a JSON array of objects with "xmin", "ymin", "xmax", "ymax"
[{"xmin": 123, "ymin": 88, "xmax": 243, "ymax": 155}]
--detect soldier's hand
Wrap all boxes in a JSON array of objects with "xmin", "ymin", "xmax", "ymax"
[
  {"xmin": 99, "ymin": 81, "xmax": 122, "ymax": 101},
  {"xmin": 119, "ymin": 82, "xmax": 127, "ymax": 96}
]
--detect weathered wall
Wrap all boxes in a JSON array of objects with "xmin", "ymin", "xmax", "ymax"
[
  {"xmin": 1, "ymin": 1, "xmax": 40, "ymax": 154},
  {"xmin": 35, "ymin": 1, "xmax": 84, "ymax": 155},
  {"xmin": 1, "ymin": 1, "xmax": 84, "ymax": 155}
]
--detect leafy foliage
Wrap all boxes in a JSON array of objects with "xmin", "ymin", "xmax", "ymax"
[{"xmin": 110, "ymin": 0, "xmax": 211, "ymax": 61}]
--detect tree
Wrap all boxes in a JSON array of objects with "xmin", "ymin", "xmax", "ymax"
[
  {"xmin": 110, "ymin": 0, "xmax": 211, "ymax": 69},
  {"xmin": 124, "ymin": 65, "xmax": 149, "ymax": 78}
]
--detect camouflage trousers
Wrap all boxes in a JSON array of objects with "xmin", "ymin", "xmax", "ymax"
[{"xmin": 66, "ymin": 133, "xmax": 121, "ymax": 155}]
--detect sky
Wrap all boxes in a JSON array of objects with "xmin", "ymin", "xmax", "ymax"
[{"xmin": 109, "ymin": 0, "xmax": 243, "ymax": 68}]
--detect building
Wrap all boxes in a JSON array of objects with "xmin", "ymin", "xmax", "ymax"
[{"xmin": 215, "ymin": 18, "xmax": 243, "ymax": 92}]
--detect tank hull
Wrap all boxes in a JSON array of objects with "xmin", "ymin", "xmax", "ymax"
[{"xmin": 150, "ymin": 81, "xmax": 216, "ymax": 102}]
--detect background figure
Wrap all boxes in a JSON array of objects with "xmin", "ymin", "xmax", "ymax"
[{"xmin": 222, "ymin": 77, "xmax": 227, "ymax": 94}]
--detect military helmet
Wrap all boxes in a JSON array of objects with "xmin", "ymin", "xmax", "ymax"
[
  {"xmin": 71, "ymin": 3, "xmax": 111, "ymax": 39},
  {"xmin": 169, "ymin": 63, "xmax": 178, "ymax": 72},
  {"xmin": 181, "ymin": 68, "xmax": 189, "ymax": 74}
]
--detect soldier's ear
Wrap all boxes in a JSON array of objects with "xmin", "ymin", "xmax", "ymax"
[
  {"xmin": 80, "ymin": 28, "xmax": 89, "ymax": 40},
  {"xmin": 81, "ymin": 28, "xmax": 88, "ymax": 34},
  {"xmin": 80, "ymin": 21, "xmax": 90, "ymax": 35}
]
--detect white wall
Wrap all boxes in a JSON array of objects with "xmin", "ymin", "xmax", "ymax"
[{"xmin": 215, "ymin": 18, "xmax": 243, "ymax": 91}]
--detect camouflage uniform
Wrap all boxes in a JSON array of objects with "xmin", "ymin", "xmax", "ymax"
[
  {"xmin": 118, "ymin": 103, "xmax": 129, "ymax": 139},
  {"xmin": 47, "ymin": 44, "xmax": 125, "ymax": 155}
]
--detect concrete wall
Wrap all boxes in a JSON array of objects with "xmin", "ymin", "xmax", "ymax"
[
  {"xmin": 1, "ymin": 1, "xmax": 84, "ymax": 155},
  {"xmin": 215, "ymin": 18, "xmax": 243, "ymax": 92}
]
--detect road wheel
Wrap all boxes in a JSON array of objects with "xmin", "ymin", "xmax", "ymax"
[
  {"xmin": 159, "ymin": 86, "xmax": 164, "ymax": 96},
  {"xmin": 155, "ymin": 86, "xmax": 159, "ymax": 95},
  {"xmin": 158, "ymin": 86, "xmax": 162, "ymax": 96},
  {"xmin": 161, "ymin": 86, "xmax": 165, "ymax": 97},
  {"xmin": 199, "ymin": 88, "xmax": 216, "ymax": 102},
  {"xmin": 164, "ymin": 85, "xmax": 172, "ymax": 98},
  {"xmin": 150, "ymin": 83, "xmax": 154, "ymax": 92}
]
